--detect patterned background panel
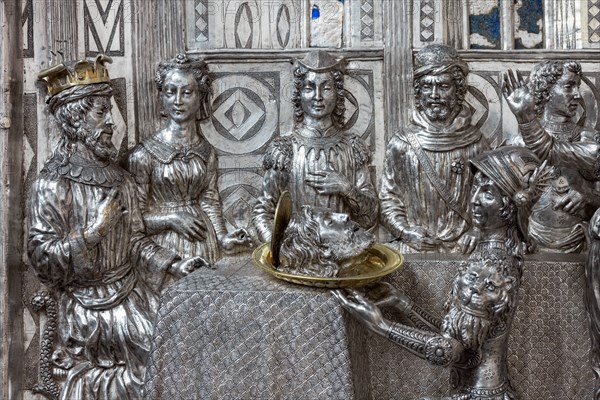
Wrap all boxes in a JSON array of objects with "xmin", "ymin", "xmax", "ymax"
[{"xmin": 370, "ymin": 256, "xmax": 593, "ymax": 399}]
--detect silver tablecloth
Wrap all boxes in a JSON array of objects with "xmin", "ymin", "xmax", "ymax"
[{"xmin": 145, "ymin": 254, "xmax": 593, "ymax": 399}]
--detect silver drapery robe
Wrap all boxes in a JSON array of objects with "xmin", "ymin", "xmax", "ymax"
[
  {"xmin": 379, "ymin": 105, "xmax": 490, "ymax": 252},
  {"xmin": 252, "ymin": 125, "xmax": 378, "ymax": 243},
  {"xmin": 527, "ymin": 121, "xmax": 599, "ymax": 253},
  {"xmin": 127, "ymin": 135, "xmax": 226, "ymax": 264},
  {"xmin": 28, "ymin": 153, "xmax": 178, "ymax": 400}
]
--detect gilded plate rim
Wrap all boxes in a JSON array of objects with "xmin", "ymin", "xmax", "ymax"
[{"xmin": 251, "ymin": 243, "xmax": 404, "ymax": 288}]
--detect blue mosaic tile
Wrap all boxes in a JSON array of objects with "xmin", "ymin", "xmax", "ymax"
[
  {"xmin": 515, "ymin": 0, "xmax": 544, "ymax": 49},
  {"xmin": 469, "ymin": 2, "xmax": 501, "ymax": 49}
]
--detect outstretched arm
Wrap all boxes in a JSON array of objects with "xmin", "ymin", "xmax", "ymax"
[
  {"xmin": 366, "ymin": 282, "xmax": 442, "ymax": 331},
  {"xmin": 502, "ymin": 69, "xmax": 600, "ymax": 174},
  {"xmin": 333, "ymin": 289, "xmax": 463, "ymax": 367}
]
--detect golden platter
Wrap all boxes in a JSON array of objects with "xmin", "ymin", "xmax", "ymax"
[{"xmin": 252, "ymin": 243, "xmax": 404, "ymax": 288}]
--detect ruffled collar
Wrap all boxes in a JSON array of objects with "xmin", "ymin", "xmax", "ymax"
[
  {"xmin": 406, "ymin": 104, "xmax": 482, "ymax": 151},
  {"xmin": 57, "ymin": 154, "xmax": 124, "ymax": 187},
  {"xmin": 142, "ymin": 135, "xmax": 212, "ymax": 164},
  {"xmin": 291, "ymin": 126, "xmax": 353, "ymax": 156}
]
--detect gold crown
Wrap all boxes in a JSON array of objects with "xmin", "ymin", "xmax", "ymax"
[{"xmin": 38, "ymin": 54, "xmax": 112, "ymax": 96}]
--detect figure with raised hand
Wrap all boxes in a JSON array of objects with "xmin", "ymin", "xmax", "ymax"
[{"xmin": 505, "ymin": 61, "xmax": 600, "ymax": 253}]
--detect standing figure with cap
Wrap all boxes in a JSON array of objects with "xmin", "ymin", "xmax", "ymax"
[
  {"xmin": 29, "ymin": 55, "xmax": 207, "ymax": 399},
  {"xmin": 380, "ymin": 44, "xmax": 490, "ymax": 253},
  {"xmin": 252, "ymin": 50, "xmax": 378, "ymax": 242},
  {"xmin": 335, "ymin": 146, "xmax": 547, "ymax": 400}
]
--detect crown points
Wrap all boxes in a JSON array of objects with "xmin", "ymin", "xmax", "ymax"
[{"xmin": 38, "ymin": 54, "xmax": 113, "ymax": 96}]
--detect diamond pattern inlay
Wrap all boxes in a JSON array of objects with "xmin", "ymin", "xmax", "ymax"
[
  {"xmin": 420, "ymin": 0, "xmax": 436, "ymax": 42},
  {"xmin": 589, "ymin": 0, "xmax": 600, "ymax": 42},
  {"xmin": 194, "ymin": 0, "xmax": 209, "ymax": 42},
  {"xmin": 360, "ymin": 0, "xmax": 375, "ymax": 41},
  {"xmin": 213, "ymin": 89, "xmax": 265, "ymax": 140}
]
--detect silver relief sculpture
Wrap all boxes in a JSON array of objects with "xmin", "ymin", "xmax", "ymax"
[
  {"xmin": 252, "ymin": 50, "xmax": 379, "ymax": 243},
  {"xmin": 523, "ymin": 61, "xmax": 599, "ymax": 253},
  {"xmin": 278, "ymin": 205, "xmax": 376, "ymax": 278},
  {"xmin": 379, "ymin": 44, "xmax": 490, "ymax": 253},
  {"xmin": 29, "ymin": 56, "xmax": 206, "ymax": 399},
  {"xmin": 336, "ymin": 147, "xmax": 546, "ymax": 400},
  {"xmin": 502, "ymin": 68, "xmax": 600, "ymax": 398},
  {"xmin": 127, "ymin": 54, "xmax": 252, "ymax": 286}
]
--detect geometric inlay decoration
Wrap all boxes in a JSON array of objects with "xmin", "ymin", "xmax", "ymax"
[
  {"xmin": 589, "ymin": 0, "xmax": 600, "ymax": 42},
  {"xmin": 195, "ymin": 0, "xmax": 209, "ymax": 42},
  {"xmin": 202, "ymin": 72, "xmax": 279, "ymax": 155},
  {"xmin": 360, "ymin": 0, "xmax": 375, "ymax": 41},
  {"xmin": 84, "ymin": 0, "xmax": 125, "ymax": 56},
  {"xmin": 420, "ymin": 0, "xmax": 435, "ymax": 42}
]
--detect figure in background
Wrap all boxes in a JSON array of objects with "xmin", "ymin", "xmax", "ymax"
[
  {"xmin": 127, "ymin": 54, "xmax": 252, "ymax": 283},
  {"xmin": 503, "ymin": 67, "xmax": 600, "ymax": 398},
  {"xmin": 380, "ymin": 44, "xmax": 490, "ymax": 253},
  {"xmin": 522, "ymin": 60, "xmax": 600, "ymax": 253},
  {"xmin": 336, "ymin": 147, "xmax": 546, "ymax": 400},
  {"xmin": 252, "ymin": 50, "xmax": 378, "ymax": 243},
  {"xmin": 29, "ymin": 56, "xmax": 206, "ymax": 399}
]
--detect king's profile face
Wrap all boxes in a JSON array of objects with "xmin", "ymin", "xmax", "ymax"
[
  {"xmin": 161, "ymin": 69, "xmax": 201, "ymax": 124},
  {"xmin": 300, "ymin": 71, "xmax": 338, "ymax": 121},
  {"xmin": 81, "ymin": 96, "xmax": 117, "ymax": 161},
  {"xmin": 545, "ymin": 69, "xmax": 581, "ymax": 120}
]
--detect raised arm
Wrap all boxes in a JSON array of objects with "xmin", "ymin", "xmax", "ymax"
[{"xmin": 502, "ymin": 69, "xmax": 600, "ymax": 175}]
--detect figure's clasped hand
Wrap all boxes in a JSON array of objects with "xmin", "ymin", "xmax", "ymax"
[
  {"xmin": 501, "ymin": 69, "xmax": 536, "ymax": 124},
  {"xmin": 458, "ymin": 228, "xmax": 480, "ymax": 255},
  {"xmin": 306, "ymin": 169, "xmax": 352, "ymax": 196},
  {"xmin": 220, "ymin": 228, "xmax": 254, "ymax": 254},
  {"xmin": 168, "ymin": 211, "xmax": 208, "ymax": 242},
  {"xmin": 169, "ymin": 256, "xmax": 212, "ymax": 279},
  {"xmin": 554, "ymin": 188, "xmax": 587, "ymax": 215},
  {"xmin": 85, "ymin": 188, "xmax": 127, "ymax": 246}
]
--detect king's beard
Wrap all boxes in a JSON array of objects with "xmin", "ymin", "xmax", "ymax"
[
  {"xmin": 79, "ymin": 126, "xmax": 118, "ymax": 161},
  {"xmin": 441, "ymin": 305, "xmax": 492, "ymax": 350}
]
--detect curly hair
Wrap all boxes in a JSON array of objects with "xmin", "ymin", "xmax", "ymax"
[
  {"xmin": 155, "ymin": 53, "xmax": 213, "ymax": 120},
  {"xmin": 291, "ymin": 66, "xmax": 346, "ymax": 129},
  {"xmin": 529, "ymin": 60, "xmax": 582, "ymax": 117},
  {"xmin": 51, "ymin": 88, "xmax": 111, "ymax": 166},
  {"xmin": 413, "ymin": 65, "xmax": 468, "ymax": 111},
  {"xmin": 279, "ymin": 206, "xmax": 339, "ymax": 277}
]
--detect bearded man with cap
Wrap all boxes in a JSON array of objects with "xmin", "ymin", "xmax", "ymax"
[
  {"xmin": 29, "ymin": 56, "xmax": 208, "ymax": 399},
  {"xmin": 380, "ymin": 44, "xmax": 490, "ymax": 253},
  {"xmin": 336, "ymin": 146, "xmax": 545, "ymax": 400},
  {"xmin": 252, "ymin": 50, "xmax": 378, "ymax": 242}
]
